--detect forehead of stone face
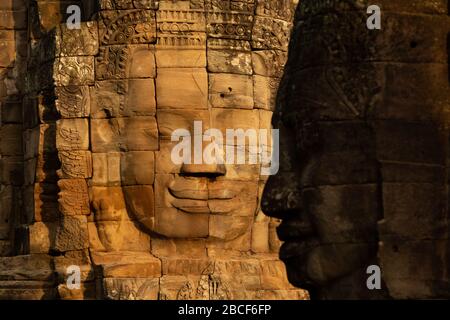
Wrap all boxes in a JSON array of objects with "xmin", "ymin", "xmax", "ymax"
[{"xmin": 93, "ymin": 0, "xmax": 298, "ymax": 138}]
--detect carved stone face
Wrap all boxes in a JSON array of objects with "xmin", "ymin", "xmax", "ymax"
[
  {"xmin": 262, "ymin": 1, "xmax": 450, "ymax": 299},
  {"xmin": 89, "ymin": 0, "xmax": 298, "ymax": 250}
]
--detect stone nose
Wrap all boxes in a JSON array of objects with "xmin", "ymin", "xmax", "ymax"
[
  {"xmin": 261, "ymin": 172, "xmax": 303, "ymax": 219},
  {"xmin": 180, "ymin": 163, "xmax": 226, "ymax": 178}
]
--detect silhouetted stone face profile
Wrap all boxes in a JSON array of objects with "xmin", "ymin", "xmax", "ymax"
[{"xmin": 262, "ymin": 0, "xmax": 450, "ymax": 299}]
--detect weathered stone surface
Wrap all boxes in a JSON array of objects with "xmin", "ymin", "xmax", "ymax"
[
  {"xmin": 23, "ymin": 124, "xmax": 56, "ymax": 160},
  {"xmin": 91, "ymin": 251, "xmax": 161, "ymax": 278},
  {"xmin": 1, "ymin": 99, "xmax": 22, "ymax": 123},
  {"xmin": 252, "ymin": 16, "xmax": 292, "ymax": 51},
  {"xmin": 54, "ymin": 216, "xmax": 89, "ymax": 252},
  {"xmin": 53, "ymin": 57, "xmax": 95, "ymax": 86},
  {"xmin": 252, "ymin": 50, "xmax": 287, "ymax": 78},
  {"xmin": 122, "ymin": 185, "xmax": 155, "ymax": 230},
  {"xmin": 0, "ymin": 255, "xmax": 54, "ymax": 281},
  {"xmin": 23, "ymin": 183, "xmax": 60, "ymax": 223},
  {"xmin": 58, "ymin": 151, "xmax": 93, "ymax": 179},
  {"xmin": 55, "ymin": 86, "xmax": 91, "ymax": 118},
  {"xmin": 251, "ymin": 212, "xmax": 270, "ymax": 254},
  {"xmin": 209, "ymin": 73, "xmax": 254, "ymax": 109},
  {"xmin": 57, "ymin": 22, "xmax": 99, "ymax": 57},
  {"xmin": 156, "ymin": 68, "xmax": 208, "ymax": 109},
  {"xmin": 90, "ymin": 186, "xmax": 127, "ymax": 222},
  {"xmin": 56, "ymin": 119, "xmax": 90, "ymax": 151},
  {"xmin": 54, "ymin": 250, "xmax": 94, "ymax": 283},
  {"xmin": 121, "ymin": 151, "xmax": 155, "ymax": 185},
  {"xmin": 57, "ymin": 283, "xmax": 96, "ymax": 300},
  {"xmin": 88, "ymin": 220, "xmax": 151, "ymax": 252},
  {"xmin": 92, "ymin": 150, "xmax": 154, "ymax": 186},
  {"xmin": 0, "ymin": 156, "xmax": 23, "ymax": 185},
  {"xmin": 0, "ymin": 282, "xmax": 56, "ymax": 300},
  {"xmin": 380, "ymin": 183, "xmax": 448, "ymax": 240},
  {"xmin": 92, "ymin": 153, "xmax": 121, "ymax": 186},
  {"xmin": 58, "ymin": 179, "xmax": 90, "ymax": 216},
  {"xmin": 0, "ymin": 186, "xmax": 12, "ymax": 239},
  {"xmin": 253, "ymin": 75, "xmax": 279, "ymax": 110},
  {"xmin": 96, "ymin": 44, "xmax": 156, "ymax": 80},
  {"xmin": 156, "ymin": 49, "xmax": 206, "ymax": 68},
  {"xmin": 91, "ymin": 117, "xmax": 158, "ymax": 152},
  {"xmin": 0, "ymin": 124, "xmax": 22, "ymax": 156},
  {"xmin": 90, "ymin": 79, "xmax": 156, "ymax": 118},
  {"xmin": 103, "ymin": 278, "xmax": 159, "ymax": 300},
  {"xmin": 207, "ymin": 49, "xmax": 252, "ymax": 75},
  {"xmin": 379, "ymin": 239, "xmax": 450, "ymax": 299},
  {"xmin": 211, "ymin": 108, "xmax": 260, "ymax": 136},
  {"xmin": 0, "ymin": 240, "xmax": 11, "ymax": 256}
]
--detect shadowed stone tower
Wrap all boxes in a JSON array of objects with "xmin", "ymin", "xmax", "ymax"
[
  {"xmin": 262, "ymin": 0, "xmax": 450, "ymax": 299},
  {"xmin": 0, "ymin": 0, "xmax": 309, "ymax": 300}
]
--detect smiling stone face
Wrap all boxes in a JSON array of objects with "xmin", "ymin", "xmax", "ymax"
[
  {"xmin": 87, "ymin": 0, "xmax": 299, "ymax": 253},
  {"xmin": 84, "ymin": 0, "xmax": 308, "ymax": 300}
]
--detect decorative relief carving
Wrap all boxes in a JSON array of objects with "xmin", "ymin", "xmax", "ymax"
[
  {"xmin": 53, "ymin": 57, "xmax": 95, "ymax": 87},
  {"xmin": 58, "ymin": 151, "xmax": 93, "ymax": 179},
  {"xmin": 205, "ymin": 0, "xmax": 255, "ymax": 13},
  {"xmin": 99, "ymin": 10, "xmax": 157, "ymax": 45},
  {"xmin": 252, "ymin": 50, "xmax": 287, "ymax": 78},
  {"xmin": 104, "ymin": 278, "xmax": 159, "ymax": 300},
  {"xmin": 156, "ymin": 9, "xmax": 206, "ymax": 48},
  {"xmin": 207, "ymin": 11, "xmax": 254, "ymax": 40},
  {"xmin": 56, "ymin": 119, "xmax": 89, "ymax": 151},
  {"xmin": 256, "ymin": 0, "xmax": 297, "ymax": 21},
  {"xmin": 57, "ymin": 22, "xmax": 99, "ymax": 57},
  {"xmin": 58, "ymin": 179, "xmax": 90, "ymax": 216},
  {"xmin": 99, "ymin": 0, "xmax": 159, "ymax": 10},
  {"xmin": 252, "ymin": 16, "xmax": 292, "ymax": 51},
  {"xmin": 55, "ymin": 86, "xmax": 90, "ymax": 118},
  {"xmin": 96, "ymin": 45, "xmax": 129, "ymax": 80}
]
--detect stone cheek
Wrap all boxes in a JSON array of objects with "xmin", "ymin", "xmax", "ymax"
[{"xmin": 0, "ymin": 0, "xmax": 306, "ymax": 300}]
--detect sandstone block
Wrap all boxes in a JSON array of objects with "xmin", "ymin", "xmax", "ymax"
[
  {"xmin": 209, "ymin": 73, "xmax": 253, "ymax": 109},
  {"xmin": 58, "ymin": 179, "xmax": 90, "ymax": 216},
  {"xmin": 91, "ymin": 251, "xmax": 161, "ymax": 278},
  {"xmin": 103, "ymin": 278, "xmax": 159, "ymax": 300},
  {"xmin": 55, "ymin": 86, "xmax": 90, "ymax": 118},
  {"xmin": 92, "ymin": 153, "xmax": 121, "ymax": 186},
  {"xmin": 156, "ymin": 68, "xmax": 208, "ymax": 109},
  {"xmin": 91, "ymin": 117, "xmax": 158, "ymax": 152},
  {"xmin": 121, "ymin": 151, "xmax": 155, "ymax": 185},
  {"xmin": 90, "ymin": 186, "xmax": 127, "ymax": 222},
  {"xmin": 90, "ymin": 79, "xmax": 156, "ymax": 118},
  {"xmin": 58, "ymin": 151, "xmax": 93, "ymax": 179},
  {"xmin": 56, "ymin": 119, "xmax": 90, "ymax": 151}
]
